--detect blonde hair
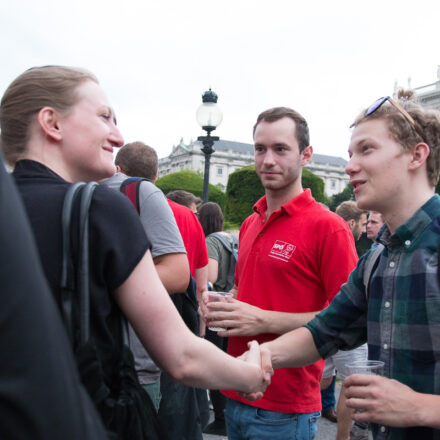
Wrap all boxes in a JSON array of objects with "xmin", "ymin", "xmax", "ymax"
[
  {"xmin": 351, "ymin": 90, "xmax": 440, "ymax": 186},
  {"xmin": 0, "ymin": 66, "xmax": 97, "ymax": 165}
]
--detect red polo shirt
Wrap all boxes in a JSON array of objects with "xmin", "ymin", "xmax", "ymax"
[{"xmin": 222, "ymin": 189, "xmax": 357, "ymax": 413}]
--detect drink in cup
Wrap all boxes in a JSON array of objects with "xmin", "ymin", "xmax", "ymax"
[
  {"xmin": 345, "ymin": 360, "xmax": 385, "ymax": 412},
  {"xmin": 207, "ymin": 291, "xmax": 233, "ymax": 332},
  {"xmin": 345, "ymin": 360, "xmax": 384, "ymax": 376}
]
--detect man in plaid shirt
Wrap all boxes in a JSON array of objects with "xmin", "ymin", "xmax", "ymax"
[{"xmin": 247, "ymin": 92, "xmax": 440, "ymax": 440}]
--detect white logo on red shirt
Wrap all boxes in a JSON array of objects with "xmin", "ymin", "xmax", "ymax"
[{"xmin": 269, "ymin": 240, "xmax": 296, "ymax": 262}]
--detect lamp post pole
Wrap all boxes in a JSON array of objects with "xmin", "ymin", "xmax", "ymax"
[
  {"xmin": 196, "ymin": 89, "xmax": 222, "ymax": 203},
  {"xmin": 198, "ymin": 130, "xmax": 219, "ymax": 203}
]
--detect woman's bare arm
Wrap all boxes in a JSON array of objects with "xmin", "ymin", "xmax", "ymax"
[{"xmin": 114, "ymin": 250, "xmax": 270, "ymax": 393}]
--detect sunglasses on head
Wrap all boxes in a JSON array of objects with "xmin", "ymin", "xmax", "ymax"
[{"xmin": 350, "ymin": 96, "xmax": 427, "ymax": 145}]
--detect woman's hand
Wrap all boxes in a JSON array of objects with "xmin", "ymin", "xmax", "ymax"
[{"xmin": 237, "ymin": 341, "xmax": 273, "ymax": 401}]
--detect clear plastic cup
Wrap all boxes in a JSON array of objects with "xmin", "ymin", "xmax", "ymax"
[
  {"xmin": 345, "ymin": 360, "xmax": 384, "ymax": 376},
  {"xmin": 345, "ymin": 360, "xmax": 385, "ymax": 413},
  {"xmin": 207, "ymin": 291, "xmax": 233, "ymax": 332}
]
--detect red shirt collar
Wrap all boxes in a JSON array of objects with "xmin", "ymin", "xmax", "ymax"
[{"xmin": 253, "ymin": 189, "xmax": 314, "ymax": 219}]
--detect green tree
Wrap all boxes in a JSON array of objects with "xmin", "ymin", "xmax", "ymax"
[
  {"xmin": 328, "ymin": 184, "xmax": 354, "ymax": 212},
  {"xmin": 225, "ymin": 165, "xmax": 326, "ymax": 225},
  {"xmin": 156, "ymin": 170, "xmax": 226, "ymax": 208}
]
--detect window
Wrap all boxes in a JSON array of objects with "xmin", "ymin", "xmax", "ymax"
[
  {"xmin": 331, "ymin": 179, "xmax": 336, "ymax": 189},
  {"xmin": 217, "ymin": 167, "xmax": 223, "ymax": 175}
]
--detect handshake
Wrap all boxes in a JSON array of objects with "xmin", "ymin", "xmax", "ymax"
[
  {"xmin": 237, "ymin": 340, "xmax": 274, "ymax": 401},
  {"xmin": 199, "ymin": 290, "xmax": 274, "ymax": 400}
]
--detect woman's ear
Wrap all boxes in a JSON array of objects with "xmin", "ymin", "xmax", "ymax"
[{"xmin": 37, "ymin": 107, "xmax": 62, "ymax": 141}]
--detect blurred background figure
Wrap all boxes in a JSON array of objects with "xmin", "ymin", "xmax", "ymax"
[
  {"xmin": 167, "ymin": 190, "xmax": 201, "ymax": 214},
  {"xmin": 366, "ymin": 211, "xmax": 384, "ymax": 245},
  {"xmin": 198, "ymin": 202, "xmax": 239, "ymax": 436},
  {"xmin": 320, "ymin": 200, "xmax": 368, "ymax": 440}
]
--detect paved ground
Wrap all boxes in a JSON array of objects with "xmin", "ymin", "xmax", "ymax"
[{"xmin": 203, "ymin": 380, "xmax": 372, "ymax": 440}]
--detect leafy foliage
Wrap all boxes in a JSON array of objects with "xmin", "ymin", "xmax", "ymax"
[
  {"xmin": 156, "ymin": 170, "xmax": 226, "ymax": 208},
  {"xmin": 328, "ymin": 183, "xmax": 354, "ymax": 212},
  {"xmin": 225, "ymin": 165, "xmax": 326, "ymax": 225}
]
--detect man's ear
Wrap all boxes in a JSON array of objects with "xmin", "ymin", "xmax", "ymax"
[
  {"xmin": 408, "ymin": 142, "xmax": 430, "ymax": 172},
  {"xmin": 301, "ymin": 145, "xmax": 313, "ymax": 166},
  {"xmin": 37, "ymin": 107, "xmax": 62, "ymax": 141},
  {"xmin": 347, "ymin": 218, "xmax": 356, "ymax": 233},
  {"xmin": 116, "ymin": 165, "xmax": 123, "ymax": 173}
]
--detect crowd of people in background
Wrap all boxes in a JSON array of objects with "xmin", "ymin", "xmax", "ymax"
[{"xmin": 1, "ymin": 65, "xmax": 440, "ymax": 440}]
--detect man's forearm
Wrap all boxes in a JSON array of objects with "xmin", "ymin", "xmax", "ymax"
[
  {"xmin": 259, "ymin": 309, "xmax": 319, "ymax": 335},
  {"xmin": 262, "ymin": 327, "xmax": 321, "ymax": 369}
]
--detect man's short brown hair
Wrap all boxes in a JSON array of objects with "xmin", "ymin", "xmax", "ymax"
[
  {"xmin": 253, "ymin": 107, "xmax": 310, "ymax": 152},
  {"xmin": 335, "ymin": 201, "xmax": 367, "ymax": 222},
  {"xmin": 166, "ymin": 190, "xmax": 201, "ymax": 210},
  {"xmin": 115, "ymin": 141, "xmax": 158, "ymax": 181}
]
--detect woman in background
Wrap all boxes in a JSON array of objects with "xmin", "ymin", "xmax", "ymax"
[{"xmin": 198, "ymin": 201, "xmax": 238, "ymax": 436}]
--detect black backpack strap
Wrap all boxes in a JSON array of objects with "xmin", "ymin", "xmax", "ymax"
[
  {"xmin": 363, "ymin": 243, "xmax": 384, "ymax": 299},
  {"xmin": 60, "ymin": 182, "xmax": 98, "ymax": 347},
  {"xmin": 61, "ymin": 182, "xmax": 86, "ymax": 342},
  {"xmin": 78, "ymin": 182, "xmax": 98, "ymax": 346}
]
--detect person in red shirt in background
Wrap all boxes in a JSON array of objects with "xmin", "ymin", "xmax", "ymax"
[
  {"xmin": 166, "ymin": 190, "xmax": 208, "ymax": 306},
  {"xmin": 202, "ymin": 107, "xmax": 357, "ymax": 440}
]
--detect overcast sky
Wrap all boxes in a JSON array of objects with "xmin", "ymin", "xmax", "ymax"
[{"xmin": 1, "ymin": 0, "xmax": 439, "ymax": 161}]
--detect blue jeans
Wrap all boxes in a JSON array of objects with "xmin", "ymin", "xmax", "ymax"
[
  {"xmin": 225, "ymin": 399, "xmax": 320, "ymax": 440},
  {"xmin": 320, "ymin": 374, "xmax": 336, "ymax": 412}
]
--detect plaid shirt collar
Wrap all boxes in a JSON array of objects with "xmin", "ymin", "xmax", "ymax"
[{"xmin": 379, "ymin": 194, "xmax": 440, "ymax": 250}]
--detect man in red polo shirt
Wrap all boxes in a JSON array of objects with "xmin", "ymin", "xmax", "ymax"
[{"xmin": 203, "ymin": 107, "xmax": 357, "ymax": 440}]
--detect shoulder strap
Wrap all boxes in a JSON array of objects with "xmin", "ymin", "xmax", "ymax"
[
  {"xmin": 363, "ymin": 243, "xmax": 384, "ymax": 299},
  {"xmin": 60, "ymin": 182, "xmax": 98, "ymax": 348},
  {"xmin": 209, "ymin": 232, "xmax": 238, "ymax": 291},
  {"xmin": 209, "ymin": 232, "xmax": 238, "ymax": 257},
  {"xmin": 119, "ymin": 177, "xmax": 150, "ymax": 214},
  {"xmin": 61, "ymin": 182, "xmax": 85, "ymax": 343},
  {"xmin": 78, "ymin": 182, "xmax": 98, "ymax": 346}
]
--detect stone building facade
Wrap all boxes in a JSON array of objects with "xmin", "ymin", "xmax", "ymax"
[
  {"xmin": 413, "ymin": 67, "xmax": 440, "ymax": 111},
  {"xmin": 394, "ymin": 66, "xmax": 440, "ymax": 111},
  {"xmin": 158, "ymin": 138, "xmax": 349, "ymax": 196}
]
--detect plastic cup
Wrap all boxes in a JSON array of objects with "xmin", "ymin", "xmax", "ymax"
[
  {"xmin": 207, "ymin": 291, "xmax": 233, "ymax": 332},
  {"xmin": 345, "ymin": 360, "xmax": 385, "ymax": 413},
  {"xmin": 345, "ymin": 360, "xmax": 384, "ymax": 376}
]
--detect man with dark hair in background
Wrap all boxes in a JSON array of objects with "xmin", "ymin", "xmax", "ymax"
[
  {"xmin": 167, "ymin": 189, "xmax": 201, "ymax": 214},
  {"xmin": 336, "ymin": 201, "xmax": 368, "ymax": 242}
]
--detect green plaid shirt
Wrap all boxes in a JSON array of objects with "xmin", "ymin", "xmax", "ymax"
[{"xmin": 306, "ymin": 195, "xmax": 440, "ymax": 440}]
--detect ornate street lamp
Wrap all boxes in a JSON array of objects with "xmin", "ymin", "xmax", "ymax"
[{"xmin": 196, "ymin": 89, "xmax": 222, "ymax": 203}]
